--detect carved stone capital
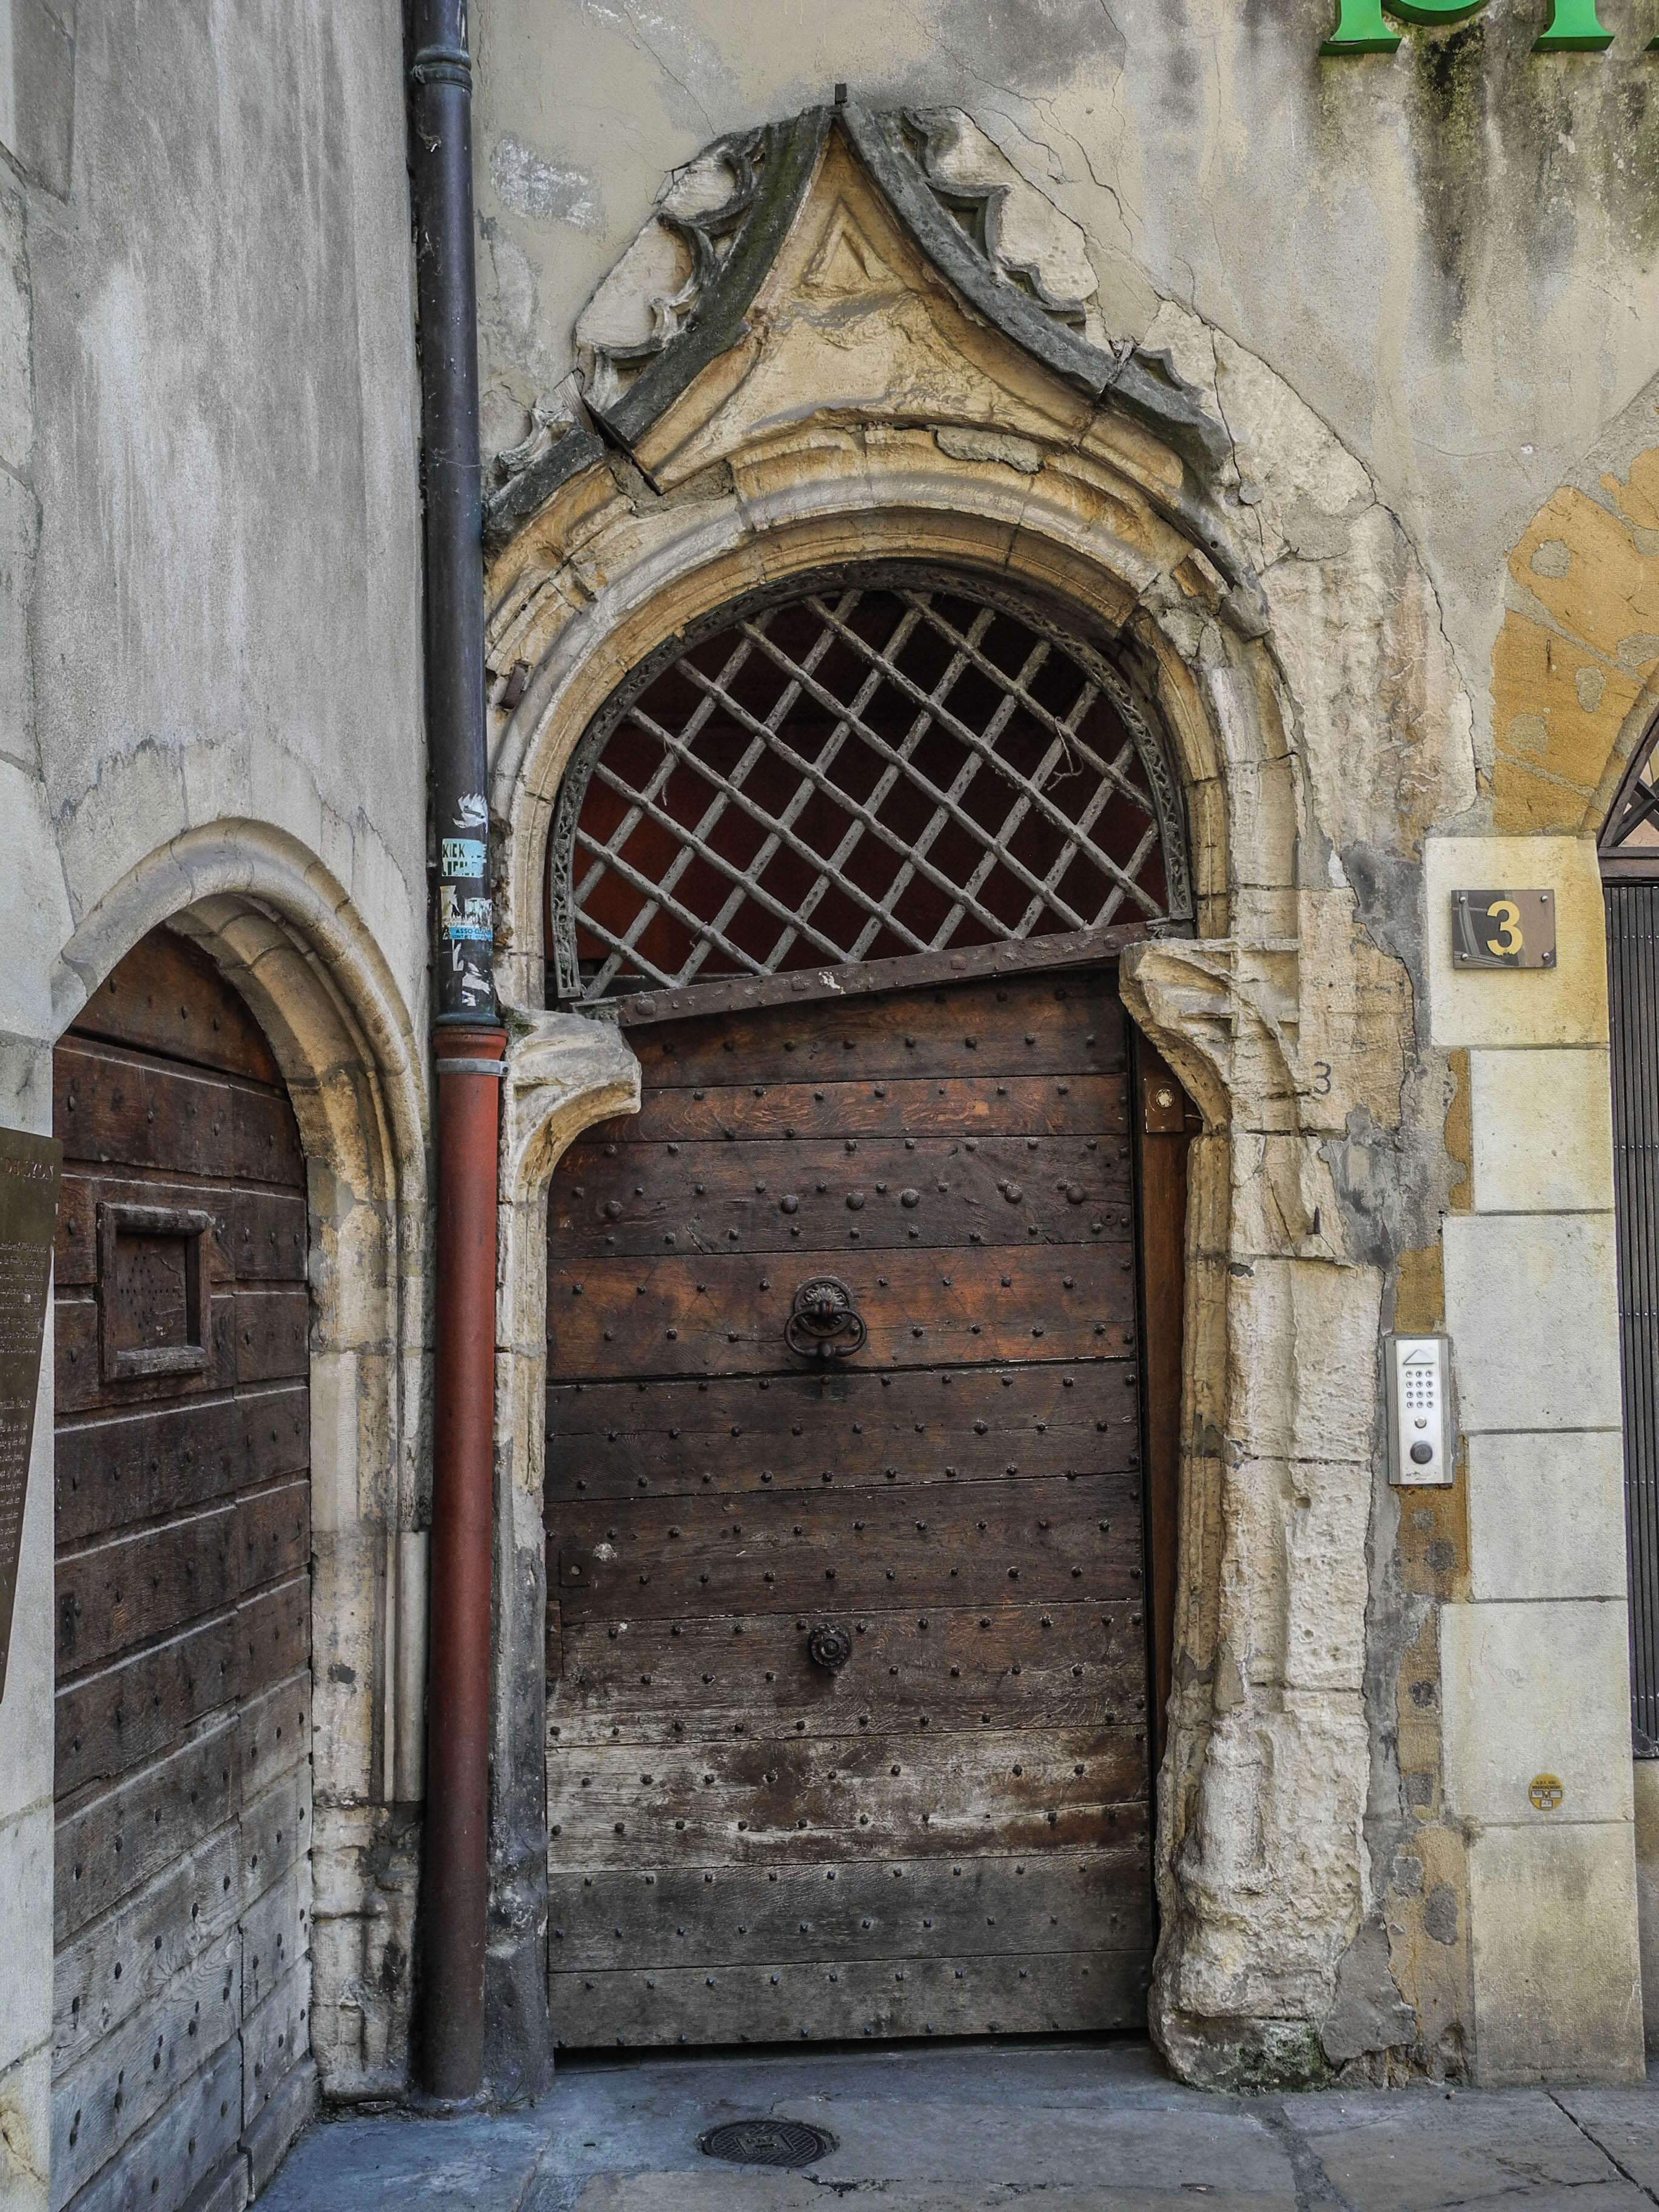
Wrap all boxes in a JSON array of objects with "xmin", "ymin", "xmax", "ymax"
[
  {"xmin": 499, "ymin": 1005, "xmax": 640, "ymax": 1203},
  {"xmin": 1120, "ymin": 936, "xmax": 1301, "ymax": 1133}
]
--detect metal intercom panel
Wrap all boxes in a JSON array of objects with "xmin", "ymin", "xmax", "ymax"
[{"xmin": 1386, "ymin": 1334, "xmax": 1453, "ymax": 1487}]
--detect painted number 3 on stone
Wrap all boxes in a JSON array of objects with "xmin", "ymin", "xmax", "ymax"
[{"xmin": 1323, "ymin": 0, "xmax": 1624, "ymax": 52}]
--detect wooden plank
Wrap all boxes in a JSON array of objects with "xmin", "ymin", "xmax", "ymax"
[
  {"xmin": 611, "ymin": 1073, "xmax": 1130, "ymax": 1145},
  {"xmin": 233, "ymin": 1287, "xmax": 309, "ymax": 1384},
  {"xmin": 55, "ymin": 1717, "xmax": 240, "ymax": 1943},
  {"xmin": 549, "ymin": 1247, "xmax": 1136, "ymax": 1379},
  {"xmin": 55, "ymin": 2034, "xmax": 243, "ymax": 2212},
  {"xmin": 607, "ymin": 920, "xmax": 1147, "ymax": 1030},
  {"xmin": 229, "ymin": 1082, "xmax": 306, "ymax": 1187},
  {"xmin": 241, "ymin": 1958, "xmax": 310, "ymax": 2131},
  {"xmin": 55, "ymin": 1387, "xmax": 309, "ymax": 1545},
  {"xmin": 50, "ymin": 1934, "xmax": 240, "ymax": 2210},
  {"xmin": 235, "ymin": 1479, "xmax": 309, "ymax": 1599},
  {"xmin": 547, "ymin": 1364, "xmax": 1140, "ymax": 1500},
  {"xmin": 546, "ymin": 1847, "xmax": 1151, "ymax": 1970},
  {"xmin": 240, "ymin": 1666, "xmax": 310, "ymax": 1803},
  {"xmin": 56, "ymin": 1504, "xmax": 237, "ymax": 1678},
  {"xmin": 56, "ymin": 1175, "xmax": 306, "ymax": 1290},
  {"xmin": 53, "ymin": 1828, "xmax": 241, "ymax": 2075},
  {"xmin": 547, "ymin": 1726, "xmax": 1146, "ymax": 1869},
  {"xmin": 548, "ymin": 1370, "xmax": 1139, "ymax": 1500},
  {"xmin": 549, "ymin": 1601, "xmax": 1148, "ymax": 1744},
  {"xmin": 70, "ymin": 928, "xmax": 282, "ymax": 1086},
  {"xmin": 236, "ymin": 1587, "xmax": 311, "ymax": 1731},
  {"xmin": 57, "ymin": 1039, "xmax": 241, "ymax": 1179},
  {"xmin": 551, "ymin": 1133, "xmax": 1131, "ymax": 1258},
  {"xmin": 549, "ymin": 1946, "xmax": 1145, "ymax": 2048},
  {"xmin": 56, "ymin": 1610, "xmax": 240, "ymax": 1797},
  {"xmin": 553, "ymin": 1473, "xmax": 1142, "ymax": 1621},
  {"xmin": 618, "ymin": 971, "xmax": 1125, "ymax": 1085},
  {"xmin": 1133, "ymin": 1030, "xmax": 1193, "ymax": 1769},
  {"xmin": 241, "ymin": 1858, "xmax": 310, "ymax": 2016},
  {"xmin": 240, "ymin": 1765, "xmax": 311, "ymax": 1900}
]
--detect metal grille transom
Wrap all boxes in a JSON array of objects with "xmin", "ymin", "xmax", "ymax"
[{"xmin": 549, "ymin": 565, "xmax": 1191, "ymax": 1003}]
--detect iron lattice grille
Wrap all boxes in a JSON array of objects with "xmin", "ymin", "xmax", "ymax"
[
  {"xmin": 549, "ymin": 567, "xmax": 1191, "ymax": 1003},
  {"xmin": 1601, "ymin": 725, "xmax": 1659, "ymax": 874}
]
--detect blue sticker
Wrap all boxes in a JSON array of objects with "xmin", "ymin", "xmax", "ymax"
[{"xmin": 441, "ymin": 837, "xmax": 487, "ymax": 877}]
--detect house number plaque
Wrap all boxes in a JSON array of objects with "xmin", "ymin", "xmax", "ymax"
[
  {"xmin": 1451, "ymin": 888, "xmax": 1557, "ymax": 970},
  {"xmin": 0, "ymin": 1127, "xmax": 60, "ymax": 1704}
]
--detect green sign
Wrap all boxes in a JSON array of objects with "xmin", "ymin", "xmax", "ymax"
[{"xmin": 1322, "ymin": 0, "xmax": 1620, "ymax": 50}]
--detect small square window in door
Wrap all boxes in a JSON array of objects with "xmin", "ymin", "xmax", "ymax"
[{"xmin": 96, "ymin": 1201, "xmax": 215, "ymax": 1381}]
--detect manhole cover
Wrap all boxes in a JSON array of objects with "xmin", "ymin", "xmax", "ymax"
[{"xmin": 698, "ymin": 2119, "xmax": 836, "ymax": 2169}]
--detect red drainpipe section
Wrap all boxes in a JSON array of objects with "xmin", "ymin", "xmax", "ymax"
[{"xmin": 423, "ymin": 1028, "xmax": 505, "ymax": 2096}]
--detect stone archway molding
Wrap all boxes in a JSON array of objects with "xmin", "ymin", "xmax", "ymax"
[{"xmin": 481, "ymin": 99, "xmax": 1475, "ymax": 2085}]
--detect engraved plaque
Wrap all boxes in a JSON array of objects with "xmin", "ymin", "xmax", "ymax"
[{"xmin": 0, "ymin": 1127, "xmax": 61, "ymax": 1704}]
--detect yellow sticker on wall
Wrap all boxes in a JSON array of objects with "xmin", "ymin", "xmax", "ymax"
[{"xmin": 1529, "ymin": 1774, "xmax": 1565, "ymax": 1811}]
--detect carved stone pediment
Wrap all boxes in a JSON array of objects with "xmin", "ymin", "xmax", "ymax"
[{"xmin": 486, "ymin": 102, "xmax": 1260, "ymax": 628}]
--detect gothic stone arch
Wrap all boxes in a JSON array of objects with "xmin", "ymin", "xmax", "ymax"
[{"xmin": 481, "ymin": 102, "xmax": 1468, "ymax": 2083}]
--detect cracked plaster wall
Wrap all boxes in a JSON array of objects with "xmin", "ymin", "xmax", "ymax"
[{"xmin": 0, "ymin": 0, "xmax": 438, "ymax": 2185}]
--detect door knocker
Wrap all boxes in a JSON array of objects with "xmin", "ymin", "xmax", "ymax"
[{"xmin": 785, "ymin": 1276, "xmax": 866, "ymax": 1361}]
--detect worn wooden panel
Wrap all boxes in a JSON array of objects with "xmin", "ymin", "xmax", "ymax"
[
  {"xmin": 55, "ymin": 1611, "xmax": 240, "ymax": 1798},
  {"xmin": 242, "ymin": 1959, "xmax": 310, "ymax": 2131},
  {"xmin": 548, "ymin": 1848, "xmax": 1152, "ymax": 1971},
  {"xmin": 240, "ymin": 1765, "xmax": 312, "ymax": 1900},
  {"xmin": 622, "ymin": 971, "xmax": 1125, "ymax": 1086},
  {"xmin": 551, "ymin": 1948, "xmax": 1146, "ymax": 2048},
  {"xmin": 235, "ymin": 1478, "xmax": 310, "ymax": 1597},
  {"xmin": 69, "ymin": 928, "xmax": 283, "ymax": 1086},
  {"xmin": 236, "ymin": 1581, "xmax": 312, "ymax": 1711},
  {"xmin": 545, "ymin": 964, "xmax": 1152, "ymax": 2046},
  {"xmin": 240, "ymin": 1666, "xmax": 310, "ymax": 1803},
  {"xmin": 613, "ymin": 1073, "xmax": 1130, "ymax": 1146},
  {"xmin": 548, "ymin": 1728, "xmax": 1145, "ymax": 1870},
  {"xmin": 550, "ymin": 1248, "xmax": 1136, "ymax": 1380},
  {"xmin": 54, "ymin": 1292, "xmax": 236, "ymax": 1415},
  {"xmin": 233, "ymin": 1287, "xmax": 309, "ymax": 1384},
  {"xmin": 56, "ymin": 1504, "xmax": 238, "ymax": 1678},
  {"xmin": 241, "ymin": 1858, "xmax": 310, "ymax": 2016},
  {"xmin": 549, "ymin": 1601, "xmax": 1148, "ymax": 1746},
  {"xmin": 58, "ymin": 2036, "xmax": 243, "ymax": 2212},
  {"xmin": 548, "ymin": 1364, "xmax": 1139, "ymax": 1501},
  {"xmin": 55, "ymin": 1387, "xmax": 309, "ymax": 1544},
  {"xmin": 53, "ymin": 1827, "xmax": 242, "ymax": 2076},
  {"xmin": 55, "ymin": 1039, "xmax": 301, "ymax": 1188},
  {"xmin": 551, "ymin": 1134, "xmax": 1131, "ymax": 1259},
  {"xmin": 51, "ymin": 1936, "xmax": 240, "ymax": 2210},
  {"xmin": 56, "ymin": 1718, "xmax": 241, "ymax": 1943},
  {"xmin": 554, "ymin": 1473, "xmax": 1143, "ymax": 1621}
]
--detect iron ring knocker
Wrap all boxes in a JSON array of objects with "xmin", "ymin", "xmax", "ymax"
[{"xmin": 784, "ymin": 1276, "xmax": 866, "ymax": 1361}]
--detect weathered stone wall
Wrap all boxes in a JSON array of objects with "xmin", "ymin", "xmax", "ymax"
[
  {"xmin": 0, "ymin": 4, "xmax": 433, "ymax": 2199},
  {"xmin": 474, "ymin": 2, "xmax": 1659, "ymax": 2088}
]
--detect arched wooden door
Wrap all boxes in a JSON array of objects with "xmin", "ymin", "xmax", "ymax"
[
  {"xmin": 542, "ymin": 568, "xmax": 1192, "ymax": 2049},
  {"xmin": 50, "ymin": 930, "xmax": 313, "ymax": 2211}
]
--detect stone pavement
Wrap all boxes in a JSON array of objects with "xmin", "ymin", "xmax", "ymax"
[{"xmin": 256, "ymin": 2040, "xmax": 1659, "ymax": 2211}]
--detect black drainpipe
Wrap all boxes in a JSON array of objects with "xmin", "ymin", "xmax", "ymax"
[{"xmin": 407, "ymin": 0, "xmax": 504, "ymax": 2103}]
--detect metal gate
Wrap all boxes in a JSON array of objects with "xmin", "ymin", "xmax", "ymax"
[
  {"xmin": 1601, "ymin": 730, "xmax": 1659, "ymax": 1748},
  {"xmin": 50, "ymin": 929, "xmax": 313, "ymax": 2211}
]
